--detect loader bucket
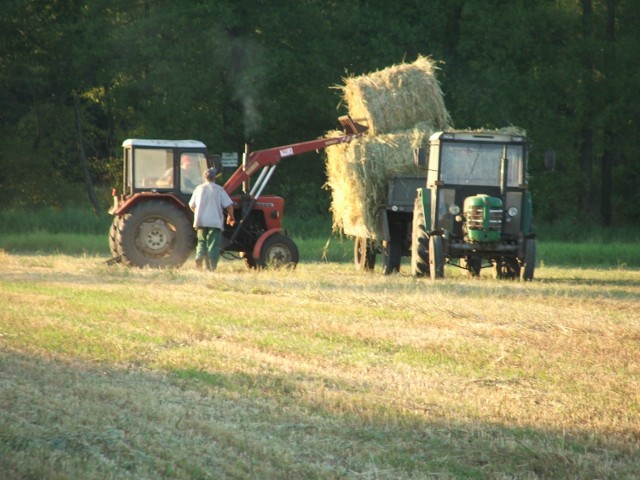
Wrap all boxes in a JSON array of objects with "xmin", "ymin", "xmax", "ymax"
[{"xmin": 339, "ymin": 115, "xmax": 368, "ymax": 135}]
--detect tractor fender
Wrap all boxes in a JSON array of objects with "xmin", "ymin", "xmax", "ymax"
[
  {"xmin": 113, "ymin": 192, "xmax": 190, "ymax": 217},
  {"xmin": 252, "ymin": 228, "xmax": 285, "ymax": 260}
]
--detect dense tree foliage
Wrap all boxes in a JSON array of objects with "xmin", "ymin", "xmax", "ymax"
[{"xmin": 1, "ymin": 0, "xmax": 638, "ymax": 225}]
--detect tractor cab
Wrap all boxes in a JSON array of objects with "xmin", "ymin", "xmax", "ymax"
[
  {"xmin": 108, "ymin": 139, "xmax": 221, "ymax": 269},
  {"xmin": 412, "ymin": 130, "xmax": 536, "ymax": 280},
  {"xmin": 119, "ymin": 139, "xmax": 211, "ymax": 205},
  {"xmin": 427, "ymin": 131, "xmax": 531, "ymax": 242}
]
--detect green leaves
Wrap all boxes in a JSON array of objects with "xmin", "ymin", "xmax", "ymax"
[{"xmin": 1, "ymin": 1, "xmax": 640, "ymax": 225}]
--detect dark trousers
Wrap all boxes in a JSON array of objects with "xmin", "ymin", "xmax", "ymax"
[{"xmin": 195, "ymin": 227, "xmax": 222, "ymax": 271}]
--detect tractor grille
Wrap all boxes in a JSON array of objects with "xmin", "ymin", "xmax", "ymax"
[{"xmin": 467, "ymin": 206, "xmax": 503, "ymax": 231}]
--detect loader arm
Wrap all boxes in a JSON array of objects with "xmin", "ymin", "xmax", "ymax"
[{"xmin": 223, "ymin": 115, "xmax": 367, "ymax": 195}]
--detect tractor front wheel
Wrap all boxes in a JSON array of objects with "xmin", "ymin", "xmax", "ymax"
[
  {"xmin": 116, "ymin": 200, "xmax": 194, "ymax": 268},
  {"xmin": 108, "ymin": 216, "xmax": 122, "ymax": 258},
  {"xmin": 411, "ymin": 198, "xmax": 430, "ymax": 278},
  {"xmin": 521, "ymin": 238, "xmax": 536, "ymax": 281},
  {"xmin": 256, "ymin": 233, "xmax": 299, "ymax": 269},
  {"xmin": 429, "ymin": 235, "xmax": 445, "ymax": 280}
]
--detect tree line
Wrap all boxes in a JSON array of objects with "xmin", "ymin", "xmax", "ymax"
[{"xmin": 1, "ymin": 0, "xmax": 638, "ymax": 226}]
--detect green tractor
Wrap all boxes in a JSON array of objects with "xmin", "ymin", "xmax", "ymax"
[{"xmin": 411, "ymin": 131, "xmax": 536, "ymax": 280}]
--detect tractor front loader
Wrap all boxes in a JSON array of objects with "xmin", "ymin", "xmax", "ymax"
[{"xmin": 108, "ymin": 116, "xmax": 367, "ymax": 269}]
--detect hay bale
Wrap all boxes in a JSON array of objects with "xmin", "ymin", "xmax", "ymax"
[
  {"xmin": 340, "ymin": 55, "xmax": 451, "ymax": 135},
  {"xmin": 456, "ymin": 126, "xmax": 527, "ymax": 136},
  {"xmin": 325, "ymin": 124, "xmax": 434, "ymax": 238}
]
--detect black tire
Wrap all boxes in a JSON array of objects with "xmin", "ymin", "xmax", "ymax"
[
  {"xmin": 108, "ymin": 216, "xmax": 121, "ymax": 257},
  {"xmin": 429, "ymin": 235, "xmax": 445, "ymax": 280},
  {"xmin": 495, "ymin": 257, "xmax": 521, "ymax": 280},
  {"xmin": 354, "ymin": 237, "xmax": 376, "ymax": 271},
  {"xmin": 521, "ymin": 238, "xmax": 536, "ymax": 281},
  {"xmin": 381, "ymin": 232, "xmax": 402, "ymax": 275},
  {"xmin": 116, "ymin": 200, "xmax": 194, "ymax": 268},
  {"xmin": 256, "ymin": 233, "xmax": 299, "ymax": 269},
  {"xmin": 411, "ymin": 198, "xmax": 430, "ymax": 277}
]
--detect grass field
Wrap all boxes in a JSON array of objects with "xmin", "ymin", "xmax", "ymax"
[{"xmin": 1, "ymin": 239, "xmax": 639, "ymax": 479}]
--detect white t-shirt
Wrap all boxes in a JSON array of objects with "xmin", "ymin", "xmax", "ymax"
[{"xmin": 189, "ymin": 182, "xmax": 234, "ymax": 229}]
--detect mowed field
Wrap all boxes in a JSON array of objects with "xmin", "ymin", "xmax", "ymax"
[{"xmin": 0, "ymin": 247, "xmax": 638, "ymax": 479}]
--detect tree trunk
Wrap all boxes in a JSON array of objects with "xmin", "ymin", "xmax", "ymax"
[
  {"xmin": 74, "ymin": 97, "xmax": 101, "ymax": 215},
  {"xmin": 580, "ymin": 0, "xmax": 596, "ymax": 218},
  {"xmin": 601, "ymin": 136, "xmax": 614, "ymax": 226},
  {"xmin": 600, "ymin": 0, "xmax": 616, "ymax": 226},
  {"xmin": 579, "ymin": 126, "xmax": 594, "ymax": 216}
]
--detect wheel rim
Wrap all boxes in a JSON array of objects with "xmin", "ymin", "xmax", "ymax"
[
  {"xmin": 136, "ymin": 218, "xmax": 176, "ymax": 255},
  {"xmin": 265, "ymin": 243, "xmax": 293, "ymax": 267}
]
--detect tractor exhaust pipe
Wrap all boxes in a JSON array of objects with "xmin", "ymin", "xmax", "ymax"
[
  {"xmin": 500, "ymin": 145, "xmax": 508, "ymax": 201},
  {"xmin": 242, "ymin": 143, "xmax": 250, "ymax": 193}
]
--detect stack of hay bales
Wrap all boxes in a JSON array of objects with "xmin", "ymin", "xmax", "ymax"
[{"xmin": 325, "ymin": 55, "xmax": 452, "ymax": 239}]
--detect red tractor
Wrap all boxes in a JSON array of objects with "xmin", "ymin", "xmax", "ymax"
[{"xmin": 108, "ymin": 116, "xmax": 367, "ymax": 269}]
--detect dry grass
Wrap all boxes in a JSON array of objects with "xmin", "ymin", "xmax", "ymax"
[
  {"xmin": 339, "ymin": 55, "xmax": 451, "ymax": 135},
  {"xmin": 325, "ymin": 125, "xmax": 431, "ymax": 238},
  {"xmin": 325, "ymin": 56, "xmax": 451, "ymax": 239},
  {"xmin": 1, "ymin": 251, "xmax": 639, "ymax": 479}
]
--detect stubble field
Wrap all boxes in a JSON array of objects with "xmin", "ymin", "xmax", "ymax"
[{"xmin": 0, "ymin": 249, "xmax": 639, "ymax": 479}]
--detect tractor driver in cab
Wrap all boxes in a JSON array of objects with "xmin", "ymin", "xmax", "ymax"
[{"xmin": 157, "ymin": 153, "xmax": 203, "ymax": 193}]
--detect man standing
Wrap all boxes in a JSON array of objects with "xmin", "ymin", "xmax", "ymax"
[{"xmin": 189, "ymin": 168, "xmax": 236, "ymax": 271}]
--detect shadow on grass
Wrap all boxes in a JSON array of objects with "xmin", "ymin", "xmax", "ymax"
[
  {"xmin": 1, "ymin": 350, "xmax": 637, "ymax": 479},
  {"xmin": 536, "ymin": 274, "xmax": 640, "ymax": 289}
]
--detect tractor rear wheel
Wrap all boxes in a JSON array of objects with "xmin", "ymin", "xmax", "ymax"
[
  {"xmin": 429, "ymin": 235, "xmax": 445, "ymax": 279},
  {"xmin": 354, "ymin": 237, "xmax": 376, "ymax": 271},
  {"xmin": 521, "ymin": 238, "xmax": 536, "ymax": 281},
  {"xmin": 108, "ymin": 216, "xmax": 121, "ymax": 257},
  {"xmin": 116, "ymin": 200, "xmax": 194, "ymax": 268},
  {"xmin": 410, "ymin": 199, "xmax": 430, "ymax": 277},
  {"xmin": 256, "ymin": 233, "xmax": 299, "ymax": 269}
]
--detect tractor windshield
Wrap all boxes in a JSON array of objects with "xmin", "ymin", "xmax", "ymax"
[
  {"xmin": 132, "ymin": 148, "xmax": 174, "ymax": 189},
  {"xmin": 439, "ymin": 142, "xmax": 524, "ymax": 187},
  {"xmin": 129, "ymin": 148, "xmax": 207, "ymax": 193}
]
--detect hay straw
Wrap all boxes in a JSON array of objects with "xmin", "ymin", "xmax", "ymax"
[
  {"xmin": 456, "ymin": 126, "xmax": 527, "ymax": 136},
  {"xmin": 325, "ymin": 124, "xmax": 435, "ymax": 238},
  {"xmin": 326, "ymin": 56, "xmax": 453, "ymax": 238},
  {"xmin": 339, "ymin": 55, "xmax": 451, "ymax": 135}
]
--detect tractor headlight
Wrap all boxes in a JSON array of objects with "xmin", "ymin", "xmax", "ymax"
[
  {"xmin": 508, "ymin": 207, "xmax": 519, "ymax": 217},
  {"xmin": 449, "ymin": 204, "xmax": 461, "ymax": 215}
]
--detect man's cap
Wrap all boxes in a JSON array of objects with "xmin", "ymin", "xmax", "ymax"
[{"xmin": 205, "ymin": 167, "xmax": 217, "ymax": 181}]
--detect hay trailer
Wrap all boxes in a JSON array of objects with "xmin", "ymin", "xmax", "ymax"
[
  {"xmin": 108, "ymin": 116, "xmax": 367, "ymax": 269},
  {"xmin": 352, "ymin": 170, "xmax": 427, "ymax": 275},
  {"xmin": 411, "ymin": 130, "xmax": 536, "ymax": 280}
]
